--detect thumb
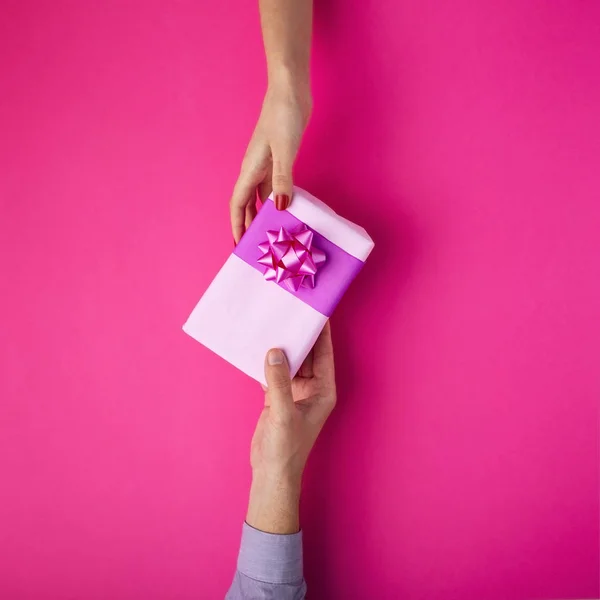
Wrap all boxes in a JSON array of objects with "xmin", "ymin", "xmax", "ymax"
[
  {"xmin": 271, "ymin": 152, "xmax": 294, "ymax": 211},
  {"xmin": 264, "ymin": 349, "xmax": 294, "ymax": 420}
]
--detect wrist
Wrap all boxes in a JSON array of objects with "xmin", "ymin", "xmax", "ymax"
[
  {"xmin": 267, "ymin": 59, "xmax": 310, "ymax": 89},
  {"xmin": 267, "ymin": 67, "xmax": 312, "ymax": 120}
]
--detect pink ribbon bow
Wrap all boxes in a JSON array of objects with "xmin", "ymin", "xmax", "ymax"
[{"xmin": 257, "ymin": 225, "xmax": 327, "ymax": 292}]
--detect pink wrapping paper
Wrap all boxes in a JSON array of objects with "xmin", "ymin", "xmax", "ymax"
[{"xmin": 183, "ymin": 187, "xmax": 374, "ymax": 384}]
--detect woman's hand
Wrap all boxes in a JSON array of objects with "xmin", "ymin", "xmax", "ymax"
[
  {"xmin": 246, "ymin": 322, "xmax": 336, "ymax": 533},
  {"xmin": 230, "ymin": 81, "xmax": 312, "ymax": 244}
]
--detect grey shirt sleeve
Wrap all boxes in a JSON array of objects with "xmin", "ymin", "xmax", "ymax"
[{"xmin": 225, "ymin": 523, "xmax": 307, "ymax": 599}]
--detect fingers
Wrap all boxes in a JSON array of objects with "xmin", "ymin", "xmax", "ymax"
[
  {"xmin": 313, "ymin": 320, "xmax": 333, "ymax": 359},
  {"xmin": 297, "ymin": 349, "xmax": 314, "ymax": 379},
  {"xmin": 264, "ymin": 349, "xmax": 294, "ymax": 422},
  {"xmin": 312, "ymin": 321, "xmax": 335, "ymax": 383},
  {"xmin": 271, "ymin": 146, "xmax": 294, "ymax": 211},
  {"xmin": 231, "ymin": 140, "xmax": 269, "ymax": 243},
  {"xmin": 245, "ymin": 201, "xmax": 257, "ymax": 231},
  {"xmin": 230, "ymin": 173, "xmax": 256, "ymax": 244},
  {"xmin": 257, "ymin": 177, "xmax": 273, "ymax": 203},
  {"xmin": 305, "ymin": 322, "xmax": 336, "ymax": 423},
  {"xmin": 245, "ymin": 187, "xmax": 262, "ymax": 230}
]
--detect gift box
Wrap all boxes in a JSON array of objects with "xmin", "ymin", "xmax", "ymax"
[{"xmin": 183, "ymin": 186, "xmax": 374, "ymax": 385}]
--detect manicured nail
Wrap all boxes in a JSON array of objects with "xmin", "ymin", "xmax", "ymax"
[
  {"xmin": 275, "ymin": 194, "xmax": 289, "ymax": 211},
  {"xmin": 268, "ymin": 349, "xmax": 284, "ymax": 365}
]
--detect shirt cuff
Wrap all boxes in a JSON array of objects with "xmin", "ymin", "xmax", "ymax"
[{"xmin": 237, "ymin": 522, "xmax": 303, "ymax": 585}]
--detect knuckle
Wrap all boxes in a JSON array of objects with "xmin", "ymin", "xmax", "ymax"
[
  {"xmin": 272, "ymin": 173, "xmax": 291, "ymax": 189},
  {"xmin": 241, "ymin": 153, "xmax": 262, "ymax": 176},
  {"xmin": 268, "ymin": 375, "xmax": 291, "ymax": 391},
  {"xmin": 240, "ymin": 158, "xmax": 253, "ymax": 174}
]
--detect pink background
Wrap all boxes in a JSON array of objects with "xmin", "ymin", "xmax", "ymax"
[{"xmin": 1, "ymin": 1, "xmax": 598, "ymax": 599}]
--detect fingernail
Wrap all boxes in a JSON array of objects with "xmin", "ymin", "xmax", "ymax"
[
  {"xmin": 233, "ymin": 237, "xmax": 237, "ymax": 247},
  {"xmin": 275, "ymin": 194, "xmax": 289, "ymax": 211},
  {"xmin": 268, "ymin": 349, "xmax": 284, "ymax": 365}
]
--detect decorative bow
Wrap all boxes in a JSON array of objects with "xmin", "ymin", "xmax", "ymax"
[{"xmin": 258, "ymin": 225, "xmax": 327, "ymax": 292}]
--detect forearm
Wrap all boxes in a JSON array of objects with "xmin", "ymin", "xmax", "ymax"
[
  {"xmin": 246, "ymin": 471, "xmax": 301, "ymax": 534},
  {"xmin": 227, "ymin": 330, "xmax": 336, "ymax": 599},
  {"xmin": 259, "ymin": 0, "xmax": 313, "ymax": 93},
  {"xmin": 226, "ymin": 473, "xmax": 306, "ymax": 599}
]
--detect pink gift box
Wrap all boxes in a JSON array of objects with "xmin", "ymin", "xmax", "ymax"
[{"xmin": 183, "ymin": 187, "xmax": 374, "ymax": 385}]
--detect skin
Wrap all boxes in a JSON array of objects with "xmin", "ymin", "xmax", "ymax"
[
  {"xmin": 230, "ymin": 0, "xmax": 314, "ymax": 244},
  {"xmin": 246, "ymin": 322, "xmax": 336, "ymax": 534}
]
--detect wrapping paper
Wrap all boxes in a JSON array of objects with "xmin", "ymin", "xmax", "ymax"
[{"xmin": 183, "ymin": 186, "xmax": 374, "ymax": 384}]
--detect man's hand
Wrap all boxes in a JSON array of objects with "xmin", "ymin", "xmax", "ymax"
[{"xmin": 246, "ymin": 322, "xmax": 336, "ymax": 534}]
